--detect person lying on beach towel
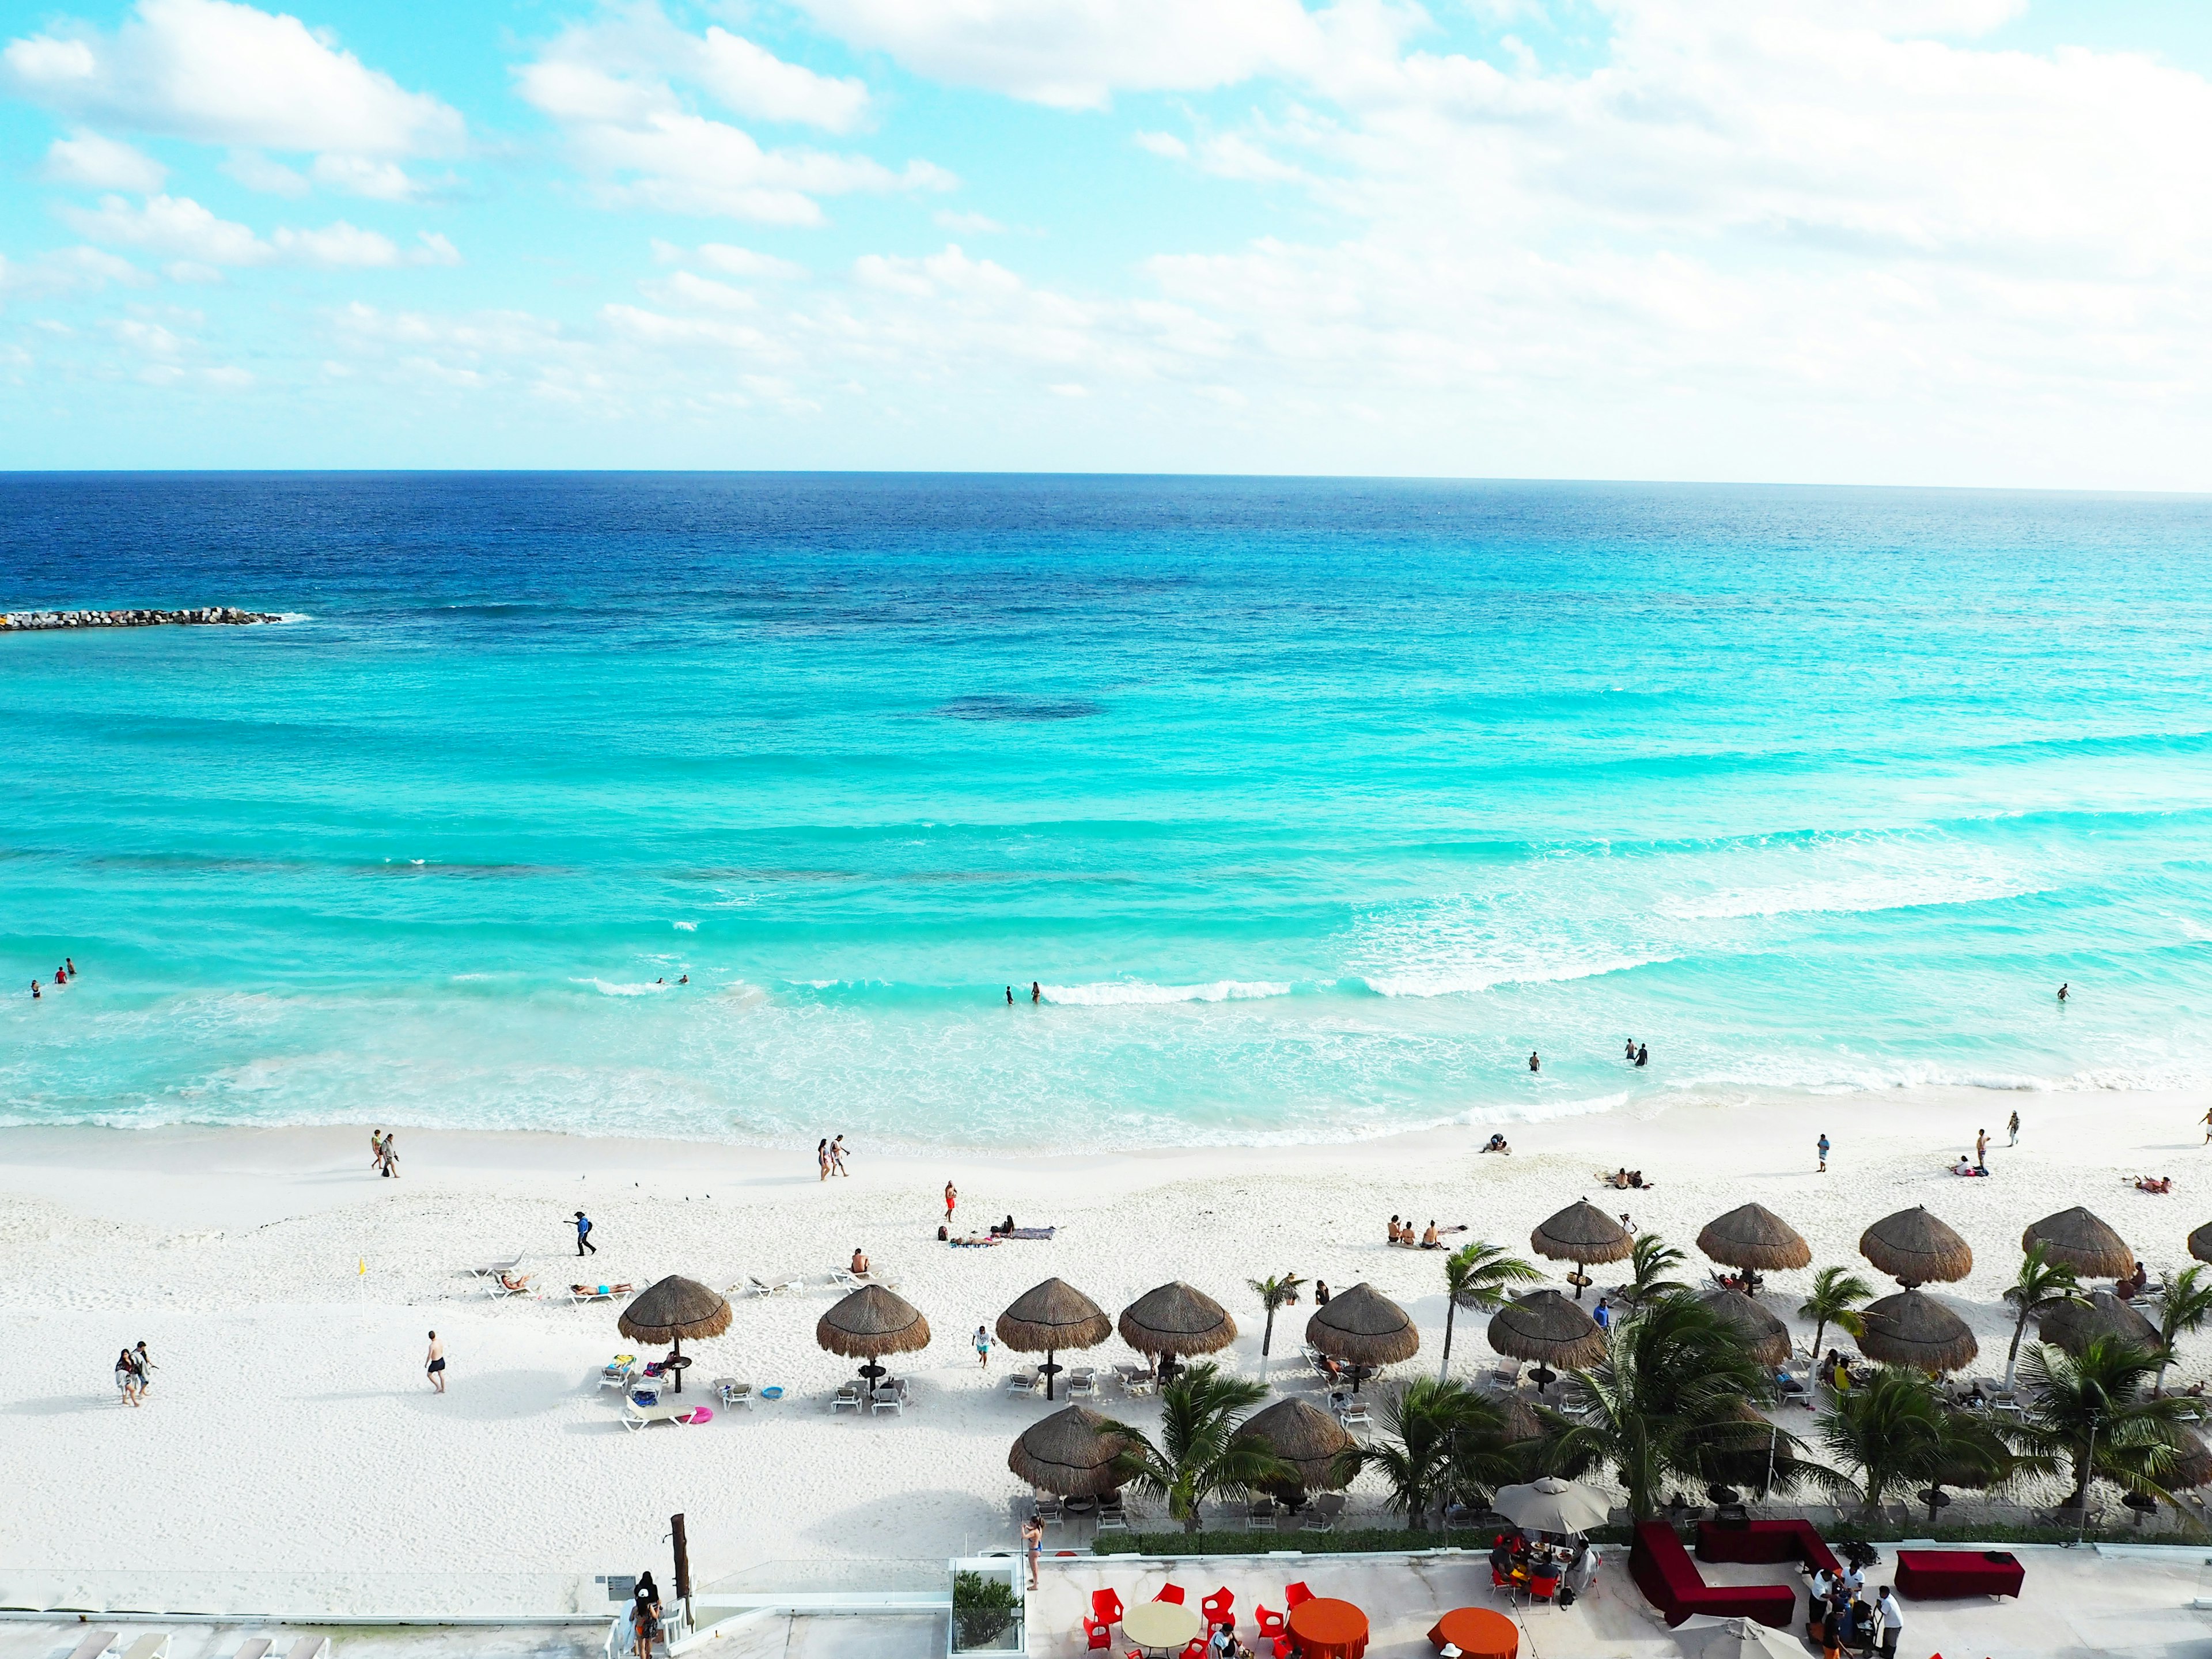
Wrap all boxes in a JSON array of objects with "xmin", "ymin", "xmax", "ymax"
[
  {"xmin": 947, "ymin": 1233, "xmax": 1002, "ymax": 1248},
  {"xmin": 2134, "ymin": 1175, "xmax": 2173, "ymax": 1194}
]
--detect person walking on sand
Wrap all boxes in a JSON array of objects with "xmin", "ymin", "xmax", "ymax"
[
  {"xmin": 2202, "ymin": 1107, "xmax": 2212, "ymax": 1146},
  {"xmin": 818, "ymin": 1138, "xmax": 830, "ymax": 1181},
  {"xmin": 133, "ymin": 1340, "xmax": 155, "ymax": 1396},
  {"xmin": 575, "ymin": 1210, "xmax": 596, "ymax": 1255},
  {"xmin": 945, "ymin": 1181, "xmax": 958, "ymax": 1224},
  {"xmin": 1976, "ymin": 1128, "xmax": 1988, "ymax": 1169},
  {"xmin": 830, "ymin": 1135, "xmax": 849, "ymax": 1176},
  {"xmin": 425, "ymin": 1331, "xmax": 446, "ymax": 1393},
  {"xmin": 2009, "ymin": 1110, "xmax": 2020, "ymax": 1147},
  {"xmin": 115, "ymin": 1347, "xmax": 142, "ymax": 1406},
  {"xmin": 1817, "ymin": 1133, "xmax": 1831, "ymax": 1173},
  {"xmin": 370, "ymin": 1129, "xmax": 384, "ymax": 1171},
  {"xmin": 974, "ymin": 1324, "xmax": 993, "ymax": 1370}
]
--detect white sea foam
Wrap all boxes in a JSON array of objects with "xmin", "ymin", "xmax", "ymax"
[
  {"xmin": 573, "ymin": 978, "xmax": 668, "ymax": 996},
  {"xmin": 1359, "ymin": 954, "xmax": 1667, "ymax": 998},
  {"xmin": 1041, "ymin": 979, "xmax": 1293, "ymax": 1005},
  {"xmin": 1660, "ymin": 871, "xmax": 2046, "ymax": 921},
  {"xmin": 672, "ymin": 921, "xmax": 698, "ymax": 931}
]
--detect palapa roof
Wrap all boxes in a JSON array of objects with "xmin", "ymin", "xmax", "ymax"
[
  {"xmin": 1305, "ymin": 1282, "xmax": 1420, "ymax": 1366},
  {"xmin": 1699, "ymin": 1287, "xmax": 1792, "ymax": 1366},
  {"xmin": 617, "ymin": 1275, "xmax": 733, "ymax": 1344},
  {"xmin": 1117, "ymin": 1282, "xmax": 1236, "ymax": 1356},
  {"xmin": 1007, "ymin": 1406, "xmax": 1132, "ymax": 1498},
  {"xmin": 2021, "ymin": 1207, "xmax": 2135, "ymax": 1279},
  {"xmin": 997, "ymin": 1278, "xmax": 1111, "ymax": 1354},
  {"xmin": 1702, "ymin": 1399, "xmax": 1807, "ymax": 1492},
  {"xmin": 2037, "ymin": 1289, "xmax": 2161, "ymax": 1357},
  {"xmin": 2191, "ymin": 1222, "xmax": 2212, "ymax": 1267},
  {"xmin": 1697, "ymin": 1203, "xmax": 1811, "ymax": 1272},
  {"xmin": 1530, "ymin": 1199, "xmax": 1635, "ymax": 1266},
  {"xmin": 1858, "ymin": 1288, "xmax": 1979, "ymax": 1374},
  {"xmin": 1487, "ymin": 1288, "xmax": 1607, "ymax": 1369},
  {"xmin": 1234, "ymin": 1397, "xmax": 1355, "ymax": 1491},
  {"xmin": 1860, "ymin": 1206, "xmax": 1974, "ymax": 1286},
  {"xmin": 816, "ymin": 1283, "xmax": 931, "ymax": 1359}
]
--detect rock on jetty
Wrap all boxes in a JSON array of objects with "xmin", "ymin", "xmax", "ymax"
[{"xmin": 2, "ymin": 606, "xmax": 286, "ymax": 631}]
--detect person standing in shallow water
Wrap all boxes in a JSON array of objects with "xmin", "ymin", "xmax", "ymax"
[
  {"xmin": 1031, "ymin": 982, "xmax": 1040, "ymax": 1004},
  {"xmin": 1528, "ymin": 1052, "xmax": 1540, "ymax": 1073},
  {"xmin": 1636, "ymin": 1043, "xmax": 1649, "ymax": 1068},
  {"xmin": 2058, "ymin": 982, "xmax": 2069, "ymax": 1002},
  {"xmin": 1005, "ymin": 986, "xmax": 1012, "ymax": 1005}
]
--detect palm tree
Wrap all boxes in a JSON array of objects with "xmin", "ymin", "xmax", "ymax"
[
  {"xmin": 1103, "ymin": 1362, "xmax": 1294, "ymax": 1532},
  {"xmin": 1543, "ymin": 1293, "xmax": 1785, "ymax": 1520},
  {"xmin": 1626, "ymin": 1233, "xmax": 1690, "ymax": 1305},
  {"xmin": 1343, "ymin": 1376, "xmax": 1517, "ymax": 1529},
  {"xmin": 1439, "ymin": 1241, "xmax": 1542, "ymax": 1379},
  {"xmin": 2153, "ymin": 1264, "xmax": 2212, "ymax": 1395},
  {"xmin": 2016, "ymin": 1336, "xmax": 2194, "ymax": 1513},
  {"xmin": 2002, "ymin": 1244, "xmax": 2085, "ymax": 1392},
  {"xmin": 1798, "ymin": 1265, "xmax": 1875, "ymax": 1361},
  {"xmin": 1246, "ymin": 1274, "xmax": 1306, "ymax": 1378},
  {"xmin": 1818, "ymin": 1366, "xmax": 2014, "ymax": 1522}
]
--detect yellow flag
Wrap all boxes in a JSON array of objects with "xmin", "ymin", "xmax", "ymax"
[{"xmin": 358, "ymin": 1259, "xmax": 366, "ymax": 1275}]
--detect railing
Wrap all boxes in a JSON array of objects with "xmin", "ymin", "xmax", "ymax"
[{"xmin": 0, "ymin": 1569, "xmax": 607, "ymax": 1621}]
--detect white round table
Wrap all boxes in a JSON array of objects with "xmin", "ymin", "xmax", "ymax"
[{"xmin": 1120, "ymin": 1600, "xmax": 1202, "ymax": 1654}]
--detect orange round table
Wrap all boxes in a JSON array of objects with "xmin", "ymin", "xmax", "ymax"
[
  {"xmin": 1427, "ymin": 1606, "xmax": 1516, "ymax": 1658},
  {"xmin": 1286, "ymin": 1597, "xmax": 1369, "ymax": 1659}
]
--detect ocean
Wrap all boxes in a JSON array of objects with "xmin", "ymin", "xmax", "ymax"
[{"xmin": 5, "ymin": 473, "xmax": 2210, "ymax": 1150}]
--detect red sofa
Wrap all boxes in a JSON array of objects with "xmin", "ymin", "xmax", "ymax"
[
  {"xmin": 1895, "ymin": 1550, "xmax": 2024, "ymax": 1599},
  {"xmin": 1631, "ymin": 1522, "xmax": 1797, "ymax": 1628},
  {"xmin": 1696, "ymin": 1518, "xmax": 1841, "ymax": 1577}
]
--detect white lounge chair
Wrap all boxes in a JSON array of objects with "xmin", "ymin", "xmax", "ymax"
[
  {"xmin": 230, "ymin": 1638, "xmax": 272, "ymax": 1659},
  {"xmin": 831, "ymin": 1381, "xmax": 865, "ymax": 1412},
  {"xmin": 1067, "ymin": 1366, "xmax": 1098, "ymax": 1399},
  {"xmin": 1005, "ymin": 1368, "xmax": 1037, "ymax": 1397},
  {"xmin": 622, "ymin": 1398, "xmax": 706, "ymax": 1430},
  {"xmin": 118, "ymin": 1638, "xmax": 168, "ymax": 1659},
  {"xmin": 1115, "ymin": 1365, "xmax": 1155, "ymax": 1396},
  {"xmin": 599, "ymin": 1355, "xmax": 639, "ymax": 1390},
  {"xmin": 467, "ymin": 1254, "xmax": 524, "ymax": 1282},
  {"xmin": 1033, "ymin": 1491, "xmax": 1063, "ymax": 1527},
  {"xmin": 567, "ymin": 1282, "xmax": 634, "ymax": 1306},
  {"xmin": 484, "ymin": 1273, "xmax": 534, "ymax": 1299},
  {"xmin": 1095, "ymin": 1493, "xmax": 1128, "ymax": 1532},
  {"xmin": 713, "ymin": 1377, "xmax": 752, "ymax": 1408},
  {"xmin": 751, "ymin": 1274, "xmax": 804, "ymax": 1297},
  {"xmin": 871, "ymin": 1381, "xmax": 908, "ymax": 1415},
  {"xmin": 285, "ymin": 1640, "xmax": 329, "ymax": 1659},
  {"xmin": 1247, "ymin": 1499, "xmax": 1278, "ymax": 1532},
  {"xmin": 64, "ymin": 1632, "xmax": 118, "ymax": 1659},
  {"xmin": 1303, "ymin": 1493, "xmax": 1346, "ymax": 1533}
]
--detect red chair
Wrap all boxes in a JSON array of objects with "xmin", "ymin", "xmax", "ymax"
[
  {"xmin": 1093, "ymin": 1589, "xmax": 1125, "ymax": 1627},
  {"xmin": 1254, "ymin": 1605, "xmax": 1285, "ymax": 1639},
  {"xmin": 1528, "ymin": 1572, "xmax": 1560, "ymax": 1607},
  {"xmin": 1082, "ymin": 1614, "xmax": 1112, "ymax": 1651},
  {"xmin": 1202, "ymin": 1588, "xmax": 1234, "ymax": 1630},
  {"xmin": 1266, "ymin": 1638, "xmax": 1294, "ymax": 1659},
  {"xmin": 1283, "ymin": 1581, "xmax": 1314, "ymax": 1612},
  {"xmin": 1179, "ymin": 1641, "xmax": 1208, "ymax": 1659},
  {"xmin": 1155, "ymin": 1584, "xmax": 1187, "ymax": 1606}
]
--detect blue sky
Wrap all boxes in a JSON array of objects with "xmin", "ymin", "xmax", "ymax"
[{"xmin": 5, "ymin": 0, "xmax": 2212, "ymax": 483}]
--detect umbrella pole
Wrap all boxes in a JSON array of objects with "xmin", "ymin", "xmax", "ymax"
[{"xmin": 1046, "ymin": 1347, "xmax": 1056, "ymax": 1402}]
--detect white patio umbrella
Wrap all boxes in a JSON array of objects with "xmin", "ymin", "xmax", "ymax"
[
  {"xmin": 1490, "ymin": 1475, "xmax": 1610, "ymax": 1535},
  {"xmin": 1674, "ymin": 1616, "xmax": 1807, "ymax": 1659}
]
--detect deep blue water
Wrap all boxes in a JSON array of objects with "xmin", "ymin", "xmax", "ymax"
[{"xmin": 4, "ymin": 473, "xmax": 2210, "ymax": 1148}]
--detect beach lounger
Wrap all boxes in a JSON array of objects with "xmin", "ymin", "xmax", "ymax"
[
  {"xmin": 1247, "ymin": 1499, "xmax": 1278, "ymax": 1532},
  {"xmin": 568, "ymin": 1282, "xmax": 634, "ymax": 1305},
  {"xmin": 230, "ymin": 1638, "xmax": 271, "ymax": 1659},
  {"xmin": 1068, "ymin": 1366, "xmax": 1098, "ymax": 1399},
  {"xmin": 713, "ymin": 1377, "xmax": 752, "ymax": 1408},
  {"xmin": 1115, "ymin": 1365, "xmax": 1155, "ymax": 1396},
  {"xmin": 1302, "ymin": 1494, "xmax": 1345, "ymax": 1533},
  {"xmin": 65, "ymin": 1632, "xmax": 118, "ymax": 1659},
  {"xmin": 484, "ymin": 1273, "xmax": 534, "ymax": 1298},
  {"xmin": 1005, "ymin": 1368, "xmax": 1037, "ymax": 1397},
  {"xmin": 622, "ymin": 1398, "xmax": 709, "ymax": 1430},
  {"xmin": 871, "ymin": 1381, "xmax": 908, "ymax": 1415},
  {"xmin": 1335, "ymin": 1398, "xmax": 1372, "ymax": 1430},
  {"xmin": 1033, "ymin": 1491, "xmax": 1063, "ymax": 1528},
  {"xmin": 284, "ymin": 1641, "xmax": 329, "ymax": 1659},
  {"xmin": 831, "ymin": 1381, "xmax": 865, "ymax": 1412},
  {"xmin": 118, "ymin": 1638, "xmax": 168, "ymax": 1659},
  {"xmin": 1096, "ymin": 1494, "xmax": 1128, "ymax": 1532},
  {"xmin": 467, "ymin": 1254, "xmax": 524, "ymax": 1282},
  {"xmin": 599, "ymin": 1355, "xmax": 639, "ymax": 1389},
  {"xmin": 831, "ymin": 1268, "xmax": 865, "ymax": 1290}
]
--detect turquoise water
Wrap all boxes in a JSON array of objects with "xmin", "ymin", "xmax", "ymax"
[{"xmin": 5, "ymin": 474, "xmax": 2211, "ymax": 1149}]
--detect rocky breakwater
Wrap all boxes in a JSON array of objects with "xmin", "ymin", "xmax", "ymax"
[{"xmin": 2, "ymin": 606, "xmax": 286, "ymax": 631}]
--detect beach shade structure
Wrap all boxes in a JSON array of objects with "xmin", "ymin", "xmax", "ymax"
[
  {"xmin": 2165, "ymin": 1430, "xmax": 2212, "ymax": 1492},
  {"xmin": 2190, "ymin": 1222, "xmax": 2212, "ymax": 1267},
  {"xmin": 1859, "ymin": 1206, "xmax": 1974, "ymax": 1288},
  {"xmin": 1858, "ymin": 1289, "xmax": 1979, "ymax": 1374},
  {"xmin": 2021, "ymin": 1207, "xmax": 2135, "ymax": 1281},
  {"xmin": 617, "ymin": 1275, "xmax": 731, "ymax": 1393},
  {"xmin": 1007, "ymin": 1404, "xmax": 1132, "ymax": 1499},
  {"xmin": 1487, "ymin": 1289, "xmax": 1607, "ymax": 1387},
  {"xmin": 1673, "ymin": 1615, "xmax": 1810, "ymax": 1659},
  {"xmin": 1492, "ymin": 1475, "xmax": 1610, "ymax": 1536},
  {"xmin": 1698, "ymin": 1287, "xmax": 1792, "ymax": 1368},
  {"xmin": 1118, "ymin": 1282, "xmax": 1236, "ymax": 1382},
  {"xmin": 997, "ymin": 1278, "xmax": 1111, "ymax": 1403},
  {"xmin": 1531, "ymin": 1200, "xmax": 1635, "ymax": 1298},
  {"xmin": 1234, "ymin": 1397, "xmax": 1356, "ymax": 1502},
  {"xmin": 1304, "ymin": 1282, "xmax": 1418, "ymax": 1392},
  {"xmin": 2037, "ymin": 1289, "xmax": 2161, "ymax": 1357},
  {"xmin": 1699, "ymin": 1400, "xmax": 1802, "ymax": 1498},
  {"xmin": 817, "ymin": 1283, "xmax": 931, "ymax": 1391},
  {"xmin": 1696, "ymin": 1203, "xmax": 1810, "ymax": 1294}
]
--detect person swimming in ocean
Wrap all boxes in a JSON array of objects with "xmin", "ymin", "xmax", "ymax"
[{"xmin": 29, "ymin": 980, "xmax": 40, "ymax": 999}]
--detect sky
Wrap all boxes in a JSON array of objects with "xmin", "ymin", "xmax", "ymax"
[{"xmin": 5, "ymin": 0, "xmax": 2212, "ymax": 483}]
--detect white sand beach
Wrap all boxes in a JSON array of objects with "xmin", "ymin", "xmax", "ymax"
[{"xmin": 1, "ymin": 1085, "xmax": 2205, "ymax": 1592}]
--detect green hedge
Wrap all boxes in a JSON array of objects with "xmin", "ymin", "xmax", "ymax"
[{"xmin": 1094, "ymin": 1527, "xmax": 1510, "ymax": 1557}]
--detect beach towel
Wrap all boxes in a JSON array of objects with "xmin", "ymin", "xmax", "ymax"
[{"xmin": 1009, "ymin": 1226, "xmax": 1057, "ymax": 1240}]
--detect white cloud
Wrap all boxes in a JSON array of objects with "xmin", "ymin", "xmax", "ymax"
[
  {"xmin": 222, "ymin": 148, "xmax": 308, "ymax": 195},
  {"xmin": 61, "ymin": 193, "xmax": 461, "ymax": 270},
  {"xmin": 517, "ymin": 3, "xmax": 945, "ymax": 223},
  {"xmin": 2, "ymin": 0, "xmax": 464, "ymax": 157},
  {"xmin": 0, "ymin": 243, "xmax": 149, "ymax": 301},
  {"xmin": 933, "ymin": 209, "xmax": 1004, "ymax": 233},
  {"xmin": 310, "ymin": 154, "xmax": 422, "ymax": 202},
  {"xmin": 693, "ymin": 243, "xmax": 808, "ymax": 280},
  {"xmin": 43, "ymin": 128, "xmax": 165, "ymax": 191}
]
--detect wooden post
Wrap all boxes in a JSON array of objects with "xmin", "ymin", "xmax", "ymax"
[{"xmin": 672, "ymin": 1512, "xmax": 692, "ymax": 1632}]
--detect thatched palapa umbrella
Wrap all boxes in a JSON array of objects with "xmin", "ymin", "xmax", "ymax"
[
  {"xmin": 1858, "ymin": 1289, "xmax": 1978, "ymax": 1374},
  {"xmin": 1009, "ymin": 1405, "xmax": 1131, "ymax": 1498},
  {"xmin": 1699, "ymin": 1287, "xmax": 1791, "ymax": 1368},
  {"xmin": 2037, "ymin": 1289, "xmax": 2161, "ymax": 1357},
  {"xmin": 1305, "ymin": 1282, "xmax": 1418, "ymax": 1392},
  {"xmin": 997, "ymin": 1278, "xmax": 1111, "ymax": 1402},
  {"xmin": 618, "ymin": 1275, "xmax": 731, "ymax": 1394},
  {"xmin": 818, "ymin": 1283, "xmax": 931, "ymax": 1391},
  {"xmin": 1235, "ymin": 1397, "xmax": 1355, "ymax": 1502},
  {"xmin": 1119, "ymin": 1282, "xmax": 1235, "ymax": 1381},
  {"xmin": 2022, "ymin": 1207, "xmax": 2135, "ymax": 1281},
  {"xmin": 1531, "ymin": 1200, "xmax": 1634, "ymax": 1300},
  {"xmin": 1488, "ymin": 1289, "xmax": 1607, "ymax": 1386},
  {"xmin": 2165, "ymin": 1429, "xmax": 2212, "ymax": 1491},
  {"xmin": 1698, "ymin": 1203, "xmax": 1810, "ymax": 1293},
  {"xmin": 1860, "ymin": 1207, "xmax": 1973, "ymax": 1288},
  {"xmin": 2190, "ymin": 1222, "xmax": 2212, "ymax": 1267}
]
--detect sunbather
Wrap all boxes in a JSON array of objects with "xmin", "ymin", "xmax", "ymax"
[
  {"xmin": 2134, "ymin": 1175, "xmax": 2173, "ymax": 1194},
  {"xmin": 498, "ymin": 1272, "xmax": 531, "ymax": 1292},
  {"xmin": 850, "ymin": 1247, "xmax": 870, "ymax": 1276},
  {"xmin": 1387, "ymin": 1215, "xmax": 1404, "ymax": 1244},
  {"xmin": 1419, "ymin": 1221, "xmax": 1441, "ymax": 1249},
  {"xmin": 1481, "ymin": 1133, "xmax": 1511, "ymax": 1154}
]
